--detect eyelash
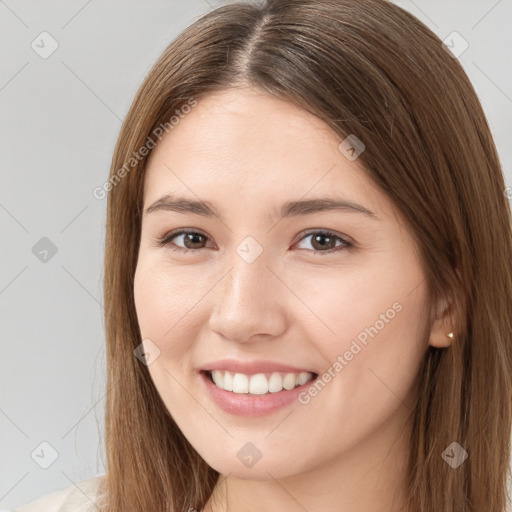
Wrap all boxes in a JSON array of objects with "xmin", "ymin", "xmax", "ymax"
[{"xmin": 154, "ymin": 228, "xmax": 354, "ymax": 256}]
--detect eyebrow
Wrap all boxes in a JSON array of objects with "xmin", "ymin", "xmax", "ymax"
[{"xmin": 144, "ymin": 194, "xmax": 378, "ymax": 221}]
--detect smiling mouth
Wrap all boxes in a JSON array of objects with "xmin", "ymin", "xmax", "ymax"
[{"xmin": 202, "ymin": 369, "xmax": 318, "ymax": 395}]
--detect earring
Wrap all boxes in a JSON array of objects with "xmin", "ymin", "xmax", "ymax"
[{"xmin": 447, "ymin": 332, "xmax": 454, "ymax": 340}]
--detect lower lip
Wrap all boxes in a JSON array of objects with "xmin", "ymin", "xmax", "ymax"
[{"xmin": 199, "ymin": 371, "xmax": 317, "ymax": 416}]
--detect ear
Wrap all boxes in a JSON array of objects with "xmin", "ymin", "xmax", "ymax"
[
  {"xmin": 428, "ymin": 294, "xmax": 456, "ymax": 348},
  {"xmin": 428, "ymin": 272, "xmax": 460, "ymax": 348}
]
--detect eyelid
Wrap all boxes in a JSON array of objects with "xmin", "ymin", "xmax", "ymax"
[
  {"xmin": 155, "ymin": 227, "xmax": 354, "ymax": 254},
  {"xmin": 153, "ymin": 228, "xmax": 211, "ymax": 250},
  {"xmin": 291, "ymin": 228, "xmax": 354, "ymax": 248}
]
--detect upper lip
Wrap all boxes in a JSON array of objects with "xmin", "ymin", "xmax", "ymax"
[{"xmin": 199, "ymin": 359, "xmax": 317, "ymax": 375}]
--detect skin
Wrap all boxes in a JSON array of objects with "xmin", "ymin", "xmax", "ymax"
[{"xmin": 133, "ymin": 86, "xmax": 455, "ymax": 512}]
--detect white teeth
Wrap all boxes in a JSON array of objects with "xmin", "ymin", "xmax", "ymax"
[
  {"xmin": 282, "ymin": 373, "xmax": 296, "ymax": 390},
  {"xmin": 211, "ymin": 370, "xmax": 223, "ymax": 387},
  {"xmin": 297, "ymin": 372, "xmax": 310, "ymax": 385},
  {"xmin": 268, "ymin": 373, "xmax": 283, "ymax": 393},
  {"xmin": 248, "ymin": 373, "xmax": 268, "ymax": 395},
  {"xmin": 223, "ymin": 370, "xmax": 233, "ymax": 391},
  {"xmin": 232, "ymin": 373, "xmax": 249, "ymax": 393},
  {"xmin": 209, "ymin": 370, "xmax": 315, "ymax": 395}
]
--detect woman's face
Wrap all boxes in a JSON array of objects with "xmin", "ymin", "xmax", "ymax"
[{"xmin": 134, "ymin": 86, "xmax": 441, "ymax": 481}]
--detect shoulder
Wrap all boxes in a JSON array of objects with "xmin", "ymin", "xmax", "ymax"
[{"xmin": 13, "ymin": 475, "xmax": 105, "ymax": 512}]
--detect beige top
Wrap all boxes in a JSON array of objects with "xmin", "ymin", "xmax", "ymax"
[{"xmin": 13, "ymin": 476, "xmax": 105, "ymax": 512}]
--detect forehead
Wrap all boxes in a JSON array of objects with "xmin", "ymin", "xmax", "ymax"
[{"xmin": 143, "ymin": 87, "xmax": 388, "ymax": 219}]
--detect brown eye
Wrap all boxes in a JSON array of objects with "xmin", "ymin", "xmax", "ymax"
[
  {"xmin": 155, "ymin": 228, "xmax": 353, "ymax": 256},
  {"xmin": 293, "ymin": 230, "xmax": 353, "ymax": 255},
  {"xmin": 310, "ymin": 233, "xmax": 337, "ymax": 250},
  {"xmin": 155, "ymin": 230, "xmax": 211, "ymax": 252},
  {"xmin": 180, "ymin": 232, "xmax": 207, "ymax": 249}
]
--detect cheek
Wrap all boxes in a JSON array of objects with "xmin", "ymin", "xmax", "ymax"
[
  {"xmin": 134, "ymin": 259, "xmax": 199, "ymax": 331},
  {"xmin": 133, "ymin": 261, "xmax": 202, "ymax": 360},
  {"xmin": 133, "ymin": 262, "xmax": 203, "ymax": 411},
  {"xmin": 292, "ymin": 263, "xmax": 428, "ymax": 399}
]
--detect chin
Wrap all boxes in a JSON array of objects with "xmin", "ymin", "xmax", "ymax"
[{"xmin": 201, "ymin": 451, "xmax": 305, "ymax": 481}]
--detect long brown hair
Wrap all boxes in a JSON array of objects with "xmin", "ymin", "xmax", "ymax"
[{"xmin": 100, "ymin": 0, "xmax": 512, "ymax": 510}]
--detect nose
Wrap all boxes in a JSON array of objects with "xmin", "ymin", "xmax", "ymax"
[{"xmin": 207, "ymin": 253, "xmax": 288, "ymax": 344}]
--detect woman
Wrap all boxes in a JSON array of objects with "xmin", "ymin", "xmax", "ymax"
[{"xmin": 15, "ymin": 0, "xmax": 512, "ymax": 511}]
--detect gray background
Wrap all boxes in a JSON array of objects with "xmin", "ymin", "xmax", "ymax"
[{"xmin": 1, "ymin": 0, "xmax": 511, "ymax": 509}]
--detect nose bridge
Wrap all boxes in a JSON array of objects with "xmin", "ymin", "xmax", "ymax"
[
  {"xmin": 221, "ymin": 247, "xmax": 271, "ymax": 314},
  {"xmin": 208, "ymin": 244, "xmax": 286, "ymax": 341}
]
